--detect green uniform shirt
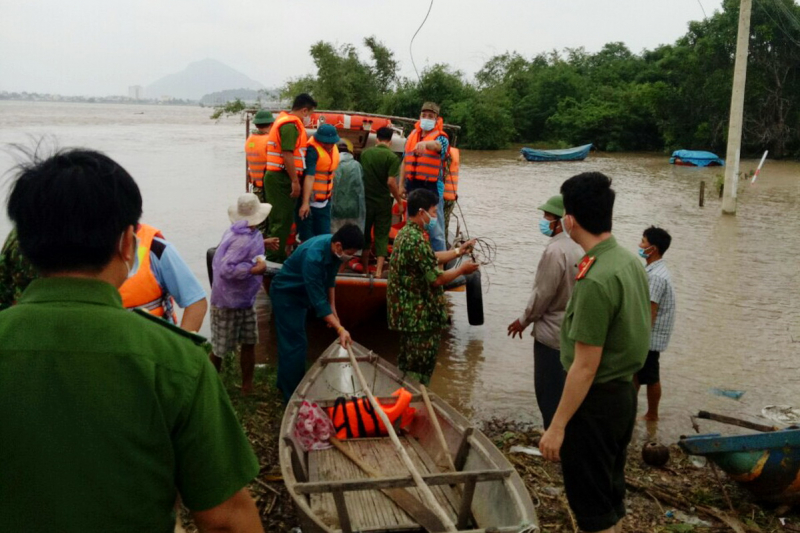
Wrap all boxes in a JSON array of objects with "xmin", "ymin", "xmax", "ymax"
[
  {"xmin": 0, "ymin": 278, "xmax": 259, "ymax": 531},
  {"xmin": 560, "ymin": 236, "xmax": 651, "ymax": 383},
  {"xmin": 264, "ymin": 122, "xmax": 301, "ymax": 182},
  {"xmin": 360, "ymin": 144, "xmax": 401, "ymax": 206},
  {"xmin": 387, "ymin": 223, "xmax": 448, "ymax": 332}
]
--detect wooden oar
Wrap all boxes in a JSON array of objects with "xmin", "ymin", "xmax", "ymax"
[
  {"xmin": 345, "ymin": 345, "xmax": 457, "ymax": 532},
  {"xmin": 329, "ymin": 437, "xmax": 447, "ymax": 532},
  {"xmin": 420, "ymin": 384, "xmax": 457, "ymax": 472},
  {"xmin": 696, "ymin": 410, "xmax": 778, "ymax": 433}
]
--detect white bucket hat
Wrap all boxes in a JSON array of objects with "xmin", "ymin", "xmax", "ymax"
[{"xmin": 228, "ymin": 193, "xmax": 272, "ymax": 225}]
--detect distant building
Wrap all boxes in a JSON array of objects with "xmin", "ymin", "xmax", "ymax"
[{"xmin": 128, "ymin": 85, "xmax": 144, "ymax": 100}]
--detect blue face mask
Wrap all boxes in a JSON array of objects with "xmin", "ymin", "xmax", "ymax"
[
  {"xmin": 638, "ymin": 246, "xmax": 651, "ymax": 259},
  {"xmin": 539, "ymin": 218, "xmax": 554, "ymax": 237},
  {"xmin": 423, "ymin": 210, "xmax": 438, "ymax": 232},
  {"xmin": 420, "ymin": 118, "xmax": 435, "ymax": 131}
]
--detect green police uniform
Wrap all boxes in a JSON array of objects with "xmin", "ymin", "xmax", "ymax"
[
  {"xmin": 557, "ymin": 235, "xmax": 650, "ymax": 532},
  {"xmin": 264, "ymin": 123, "xmax": 301, "ymax": 262},
  {"xmin": 0, "ymin": 278, "xmax": 259, "ymax": 532},
  {"xmin": 360, "ymin": 144, "xmax": 401, "ymax": 258},
  {"xmin": 0, "ymin": 228, "xmax": 37, "ymax": 310}
]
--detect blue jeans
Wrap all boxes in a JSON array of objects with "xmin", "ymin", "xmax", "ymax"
[
  {"xmin": 295, "ymin": 202, "xmax": 332, "ymax": 242},
  {"xmin": 269, "ymin": 285, "xmax": 309, "ymax": 402}
]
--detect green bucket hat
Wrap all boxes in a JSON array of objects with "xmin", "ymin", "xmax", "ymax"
[
  {"xmin": 253, "ymin": 110, "xmax": 275, "ymax": 126},
  {"xmin": 314, "ymin": 124, "xmax": 340, "ymax": 144},
  {"xmin": 538, "ymin": 194, "xmax": 565, "ymax": 217}
]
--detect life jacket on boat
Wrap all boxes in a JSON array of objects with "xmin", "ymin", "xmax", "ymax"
[
  {"xmin": 307, "ymin": 137, "xmax": 340, "ymax": 202},
  {"xmin": 245, "ymin": 132, "xmax": 270, "ymax": 187},
  {"xmin": 403, "ymin": 118, "xmax": 449, "ymax": 184},
  {"xmin": 327, "ymin": 388, "xmax": 416, "ymax": 439},
  {"xmin": 119, "ymin": 224, "xmax": 178, "ymax": 323},
  {"xmin": 443, "ymin": 147, "xmax": 460, "ymax": 201},
  {"xmin": 265, "ymin": 112, "xmax": 308, "ymax": 178},
  {"xmin": 312, "ymin": 113, "xmax": 392, "ymax": 132}
]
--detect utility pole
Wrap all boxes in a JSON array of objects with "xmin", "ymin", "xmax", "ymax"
[{"xmin": 721, "ymin": 0, "xmax": 753, "ymax": 215}]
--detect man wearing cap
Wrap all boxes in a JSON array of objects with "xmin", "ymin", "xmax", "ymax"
[
  {"xmin": 245, "ymin": 109, "xmax": 276, "ymax": 236},
  {"xmin": 330, "ymin": 138, "xmax": 366, "ymax": 235},
  {"xmin": 400, "ymin": 102, "xmax": 449, "ymax": 251},
  {"xmin": 297, "ymin": 123, "xmax": 340, "ymax": 242},
  {"xmin": 508, "ymin": 194, "xmax": 582, "ymax": 429}
]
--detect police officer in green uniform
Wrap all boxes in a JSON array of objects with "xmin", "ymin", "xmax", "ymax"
[
  {"xmin": 0, "ymin": 149, "xmax": 263, "ymax": 532},
  {"xmin": 539, "ymin": 172, "xmax": 650, "ymax": 533}
]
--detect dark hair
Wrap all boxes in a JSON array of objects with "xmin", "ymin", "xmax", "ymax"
[
  {"xmin": 332, "ymin": 223, "xmax": 365, "ymax": 250},
  {"xmin": 292, "ymin": 93, "xmax": 318, "ymax": 111},
  {"xmin": 6, "ymin": 148, "xmax": 142, "ymax": 273},
  {"xmin": 643, "ymin": 226, "xmax": 671, "ymax": 255},
  {"xmin": 560, "ymin": 172, "xmax": 615, "ymax": 235},
  {"xmin": 376, "ymin": 127, "xmax": 394, "ymax": 142},
  {"xmin": 407, "ymin": 189, "xmax": 438, "ymax": 215}
]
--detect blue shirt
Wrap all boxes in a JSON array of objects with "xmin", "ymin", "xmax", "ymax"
[
  {"xmin": 436, "ymin": 135, "xmax": 449, "ymax": 197},
  {"xmin": 305, "ymin": 147, "xmax": 319, "ymax": 177},
  {"xmin": 270, "ymin": 235, "xmax": 342, "ymax": 318},
  {"xmin": 150, "ymin": 237, "xmax": 206, "ymax": 308}
]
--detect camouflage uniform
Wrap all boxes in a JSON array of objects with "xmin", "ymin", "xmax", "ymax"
[
  {"xmin": 0, "ymin": 229, "xmax": 38, "ymax": 311},
  {"xmin": 387, "ymin": 223, "xmax": 448, "ymax": 385}
]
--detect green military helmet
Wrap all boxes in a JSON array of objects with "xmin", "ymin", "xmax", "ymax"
[
  {"xmin": 253, "ymin": 110, "xmax": 275, "ymax": 126},
  {"xmin": 538, "ymin": 194, "xmax": 565, "ymax": 217}
]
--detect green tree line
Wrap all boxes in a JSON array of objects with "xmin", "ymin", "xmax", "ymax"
[{"xmin": 278, "ymin": 0, "xmax": 800, "ymax": 156}]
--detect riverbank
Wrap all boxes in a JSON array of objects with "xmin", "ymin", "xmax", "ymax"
[{"xmin": 178, "ymin": 361, "xmax": 799, "ymax": 532}]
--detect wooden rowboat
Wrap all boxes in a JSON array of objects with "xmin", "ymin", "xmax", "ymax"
[{"xmin": 279, "ymin": 341, "xmax": 538, "ymax": 532}]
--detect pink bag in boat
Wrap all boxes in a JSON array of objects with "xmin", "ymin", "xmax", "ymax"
[{"xmin": 293, "ymin": 400, "xmax": 335, "ymax": 451}]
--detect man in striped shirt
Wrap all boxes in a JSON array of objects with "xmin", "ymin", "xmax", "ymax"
[{"xmin": 635, "ymin": 226, "xmax": 676, "ymax": 421}]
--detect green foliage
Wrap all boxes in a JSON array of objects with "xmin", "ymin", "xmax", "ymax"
[
  {"xmin": 209, "ymin": 98, "xmax": 247, "ymax": 120},
  {"xmin": 274, "ymin": 1, "xmax": 800, "ymax": 156}
]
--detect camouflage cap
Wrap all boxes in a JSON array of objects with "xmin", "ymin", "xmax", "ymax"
[{"xmin": 421, "ymin": 102, "xmax": 440, "ymax": 115}]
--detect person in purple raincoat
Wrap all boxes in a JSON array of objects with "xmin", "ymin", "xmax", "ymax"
[{"xmin": 210, "ymin": 193, "xmax": 273, "ymax": 394}]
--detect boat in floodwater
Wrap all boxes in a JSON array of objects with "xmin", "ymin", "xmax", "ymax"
[
  {"xmin": 669, "ymin": 150, "xmax": 725, "ymax": 167},
  {"xmin": 520, "ymin": 143, "xmax": 592, "ymax": 162}
]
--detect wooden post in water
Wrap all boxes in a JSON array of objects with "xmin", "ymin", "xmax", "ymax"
[
  {"xmin": 245, "ymin": 114, "xmax": 250, "ymax": 192},
  {"xmin": 699, "ymin": 181, "xmax": 706, "ymax": 207},
  {"xmin": 721, "ymin": 0, "xmax": 753, "ymax": 215}
]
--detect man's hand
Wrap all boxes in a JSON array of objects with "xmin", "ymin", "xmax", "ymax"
[
  {"xmin": 507, "ymin": 319, "xmax": 526, "ymax": 339},
  {"xmin": 264, "ymin": 237, "xmax": 280, "ymax": 251},
  {"xmin": 338, "ymin": 327, "xmax": 352, "ymax": 348},
  {"xmin": 414, "ymin": 141, "xmax": 428, "ymax": 155},
  {"xmin": 298, "ymin": 203, "xmax": 311, "ymax": 220},
  {"xmin": 399, "ymin": 187, "xmax": 407, "ymax": 199},
  {"xmin": 290, "ymin": 180, "xmax": 301, "ymax": 198},
  {"xmin": 539, "ymin": 425, "xmax": 565, "ymax": 462},
  {"xmin": 459, "ymin": 260, "xmax": 480, "ymax": 276},
  {"xmin": 251, "ymin": 257, "xmax": 267, "ymax": 275},
  {"xmin": 461, "ymin": 238, "xmax": 478, "ymax": 255}
]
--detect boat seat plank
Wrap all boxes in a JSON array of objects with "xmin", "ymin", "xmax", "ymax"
[{"xmin": 308, "ymin": 436, "xmax": 461, "ymax": 530}]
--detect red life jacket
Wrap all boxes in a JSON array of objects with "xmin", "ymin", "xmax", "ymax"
[
  {"xmin": 119, "ymin": 224, "xmax": 177, "ymax": 323},
  {"xmin": 443, "ymin": 147, "xmax": 460, "ymax": 201},
  {"xmin": 307, "ymin": 137, "xmax": 340, "ymax": 202},
  {"xmin": 245, "ymin": 132, "xmax": 269, "ymax": 187}
]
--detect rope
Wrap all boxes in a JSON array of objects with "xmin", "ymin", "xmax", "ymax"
[{"xmin": 409, "ymin": 0, "xmax": 435, "ymax": 82}]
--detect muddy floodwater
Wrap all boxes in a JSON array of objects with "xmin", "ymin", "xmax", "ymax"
[{"xmin": 2, "ymin": 101, "xmax": 799, "ymax": 443}]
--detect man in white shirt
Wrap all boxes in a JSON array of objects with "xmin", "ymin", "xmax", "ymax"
[{"xmin": 508, "ymin": 195, "xmax": 583, "ymax": 428}]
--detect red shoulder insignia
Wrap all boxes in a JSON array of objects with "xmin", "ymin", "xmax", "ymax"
[{"xmin": 576, "ymin": 256, "xmax": 596, "ymax": 280}]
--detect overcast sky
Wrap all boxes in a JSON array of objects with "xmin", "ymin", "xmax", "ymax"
[{"xmin": 1, "ymin": 0, "xmax": 723, "ymax": 96}]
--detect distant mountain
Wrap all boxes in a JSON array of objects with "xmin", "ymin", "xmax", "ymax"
[{"xmin": 146, "ymin": 59, "xmax": 264, "ymax": 101}]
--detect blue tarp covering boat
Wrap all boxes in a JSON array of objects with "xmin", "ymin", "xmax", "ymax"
[
  {"xmin": 679, "ymin": 428, "xmax": 800, "ymax": 504},
  {"xmin": 669, "ymin": 150, "xmax": 725, "ymax": 167},
  {"xmin": 520, "ymin": 143, "xmax": 592, "ymax": 162}
]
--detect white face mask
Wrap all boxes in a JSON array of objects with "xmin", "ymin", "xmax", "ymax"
[
  {"xmin": 120, "ymin": 232, "xmax": 140, "ymax": 278},
  {"xmin": 303, "ymin": 114, "xmax": 312, "ymax": 126},
  {"xmin": 562, "ymin": 215, "xmax": 573, "ymax": 240}
]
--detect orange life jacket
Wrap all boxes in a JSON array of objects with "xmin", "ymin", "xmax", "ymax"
[
  {"xmin": 265, "ymin": 112, "xmax": 308, "ymax": 178},
  {"xmin": 245, "ymin": 132, "xmax": 270, "ymax": 187},
  {"xmin": 327, "ymin": 388, "xmax": 415, "ymax": 439},
  {"xmin": 119, "ymin": 224, "xmax": 177, "ymax": 323},
  {"xmin": 443, "ymin": 147, "xmax": 460, "ymax": 201},
  {"xmin": 307, "ymin": 137, "xmax": 340, "ymax": 203},
  {"xmin": 403, "ymin": 117, "xmax": 449, "ymax": 184}
]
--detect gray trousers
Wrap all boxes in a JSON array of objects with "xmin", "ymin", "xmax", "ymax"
[{"xmin": 534, "ymin": 339, "xmax": 566, "ymax": 429}]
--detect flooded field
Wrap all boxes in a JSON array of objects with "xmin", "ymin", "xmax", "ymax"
[{"xmin": 2, "ymin": 100, "xmax": 799, "ymax": 443}]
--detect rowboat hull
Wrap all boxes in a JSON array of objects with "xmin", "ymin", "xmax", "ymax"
[
  {"xmin": 679, "ymin": 429, "xmax": 800, "ymax": 504},
  {"xmin": 669, "ymin": 150, "xmax": 725, "ymax": 167},
  {"xmin": 279, "ymin": 341, "xmax": 538, "ymax": 532},
  {"xmin": 520, "ymin": 143, "xmax": 592, "ymax": 162}
]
